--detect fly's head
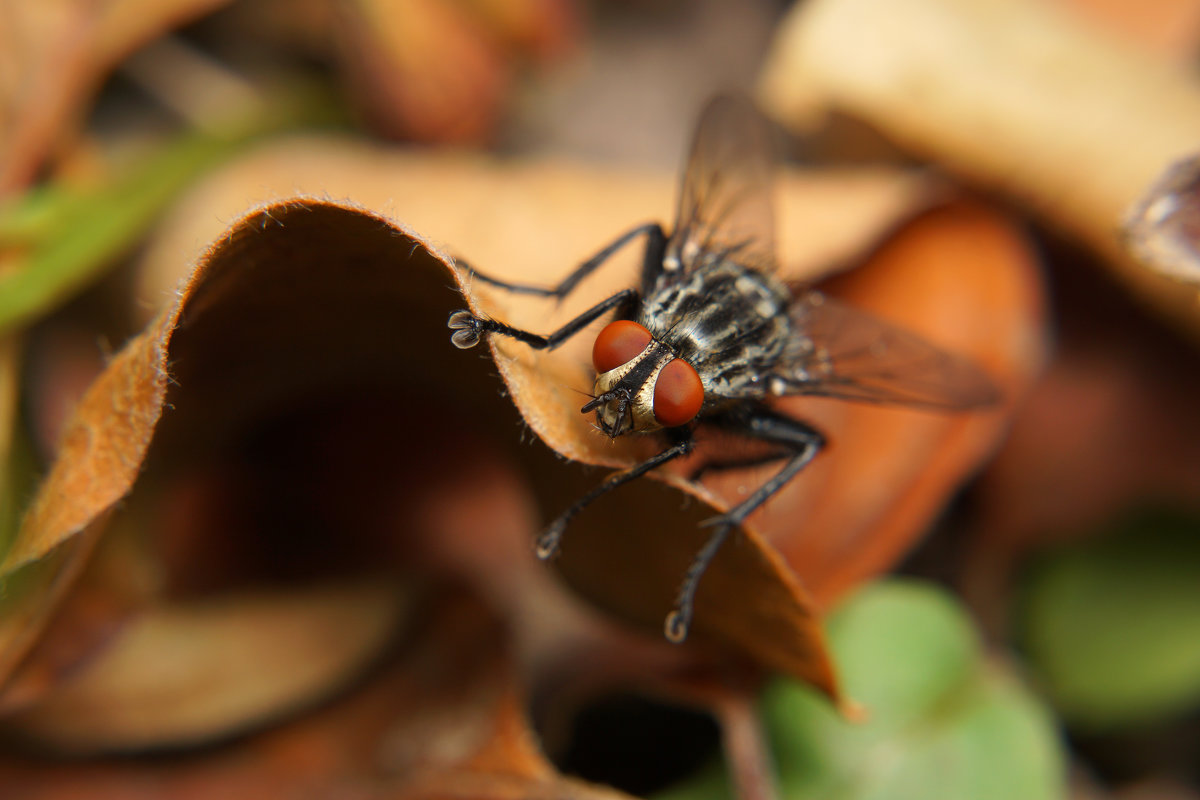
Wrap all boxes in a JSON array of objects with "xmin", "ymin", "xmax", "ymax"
[
  {"xmin": 585, "ymin": 319, "xmax": 704, "ymax": 437},
  {"xmin": 583, "ymin": 385, "xmax": 636, "ymax": 438}
]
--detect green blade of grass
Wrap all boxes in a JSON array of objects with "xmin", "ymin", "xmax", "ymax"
[{"xmin": 0, "ymin": 91, "xmax": 339, "ymax": 335}]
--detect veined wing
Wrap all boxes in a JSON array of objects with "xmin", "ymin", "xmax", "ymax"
[
  {"xmin": 663, "ymin": 95, "xmax": 777, "ymax": 279},
  {"xmin": 775, "ymin": 292, "xmax": 1001, "ymax": 410}
]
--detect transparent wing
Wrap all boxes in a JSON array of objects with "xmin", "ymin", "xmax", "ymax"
[
  {"xmin": 664, "ymin": 94, "xmax": 777, "ymax": 277},
  {"xmin": 776, "ymin": 292, "xmax": 1001, "ymax": 410}
]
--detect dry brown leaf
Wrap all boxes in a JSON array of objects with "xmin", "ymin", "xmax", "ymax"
[
  {"xmin": 759, "ymin": 0, "xmax": 1200, "ymax": 339},
  {"xmin": 0, "ymin": 300, "xmax": 172, "ymax": 685},
  {"xmin": 0, "ymin": 593, "xmax": 630, "ymax": 800},
  {"xmin": 0, "ymin": 200, "xmax": 516, "ymax": 742},
  {"xmin": 129, "ymin": 142, "xmax": 945, "ymax": 691},
  {"xmin": 0, "ymin": 182, "xmax": 858, "ymax": 744},
  {"xmin": 1, "ymin": 315, "xmax": 169, "ymax": 573},
  {"xmin": 0, "ymin": 139, "xmax": 1043, "ymax": 752},
  {"xmin": 3, "ymin": 582, "xmax": 412, "ymax": 752}
]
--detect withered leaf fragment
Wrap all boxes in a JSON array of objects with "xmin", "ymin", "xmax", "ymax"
[
  {"xmin": 1, "ymin": 194, "xmax": 850, "ymax": 748},
  {"xmin": 0, "ymin": 593, "xmax": 639, "ymax": 800}
]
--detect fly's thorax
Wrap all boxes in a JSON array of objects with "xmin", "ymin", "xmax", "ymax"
[
  {"xmin": 642, "ymin": 260, "xmax": 793, "ymax": 400},
  {"xmin": 592, "ymin": 340, "xmax": 678, "ymax": 436}
]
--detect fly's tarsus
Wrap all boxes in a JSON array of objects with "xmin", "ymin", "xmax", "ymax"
[
  {"xmin": 447, "ymin": 310, "xmax": 484, "ymax": 349},
  {"xmin": 535, "ymin": 522, "xmax": 565, "ymax": 559},
  {"xmin": 665, "ymin": 518, "xmax": 736, "ymax": 643},
  {"xmin": 664, "ymin": 608, "xmax": 691, "ymax": 643}
]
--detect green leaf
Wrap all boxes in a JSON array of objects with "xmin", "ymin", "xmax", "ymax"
[
  {"xmin": 1019, "ymin": 509, "xmax": 1200, "ymax": 731},
  {"xmin": 658, "ymin": 580, "xmax": 1064, "ymax": 800},
  {"xmin": 0, "ymin": 90, "xmax": 340, "ymax": 336},
  {"xmin": 0, "ymin": 336, "xmax": 27, "ymax": 559}
]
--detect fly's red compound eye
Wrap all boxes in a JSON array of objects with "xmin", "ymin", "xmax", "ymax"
[
  {"xmin": 653, "ymin": 359, "xmax": 703, "ymax": 427},
  {"xmin": 593, "ymin": 320, "xmax": 652, "ymax": 373}
]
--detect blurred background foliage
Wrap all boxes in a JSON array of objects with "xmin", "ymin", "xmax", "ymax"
[{"xmin": 1, "ymin": 1, "xmax": 1199, "ymax": 799}]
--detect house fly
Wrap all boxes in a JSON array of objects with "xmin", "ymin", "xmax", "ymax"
[{"xmin": 447, "ymin": 95, "xmax": 999, "ymax": 643}]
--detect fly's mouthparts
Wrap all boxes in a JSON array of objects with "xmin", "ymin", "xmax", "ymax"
[{"xmin": 581, "ymin": 388, "xmax": 626, "ymax": 415}]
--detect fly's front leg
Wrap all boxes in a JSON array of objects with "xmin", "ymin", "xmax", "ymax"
[
  {"xmin": 536, "ymin": 430, "xmax": 695, "ymax": 559},
  {"xmin": 666, "ymin": 406, "xmax": 825, "ymax": 643},
  {"xmin": 454, "ymin": 223, "xmax": 666, "ymax": 299},
  {"xmin": 448, "ymin": 222, "xmax": 665, "ymax": 351},
  {"xmin": 448, "ymin": 288, "xmax": 639, "ymax": 350}
]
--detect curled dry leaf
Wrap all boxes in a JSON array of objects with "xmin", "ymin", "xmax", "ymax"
[
  {"xmin": 0, "ymin": 302, "xmax": 170, "ymax": 688},
  {"xmin": 0, "ymin": 593, "xmax": 635, "ymax": 800},
  {"xmin": 132, "ymin": 141, "xmax": 934, "ymax": 314},
  {"xmin": 129, "ymin": 140, "xmax": 963, "ymax": 685},
  {"xmin": 2, "ymin": 581, "xmax": 412, "ymax": 752},
  {"xmin": 142, "ymin": 141, "xmax": 1039, "ymax": 668},
  {"xmin": 2, "ymin": 192, "xmax": 608, "ymax": 750},
  {"xmin": 0, "ymin": 162, "xmax": 909, "ymax": 747},
  {"xmin": 759, "ymin": 0, "xmax": 1200, "ymax": 338},
  {"xmin": 0, "ymin": 141, "xmax": 1043, "ymax": 755}
]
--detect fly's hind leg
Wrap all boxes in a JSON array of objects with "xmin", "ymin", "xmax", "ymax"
[
  {"xmin": 453, "ymin": 222, "xmax": 667, "ymax": 298},
  {"xmin": 448, "ymin": 288, "xmax": 639, "ymax": 350},
  {"xmin": 666, "ymin": 405, "xmax": 824, "ymax": 643}
]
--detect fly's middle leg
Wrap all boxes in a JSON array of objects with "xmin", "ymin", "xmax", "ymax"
[
  {"xmin": 535, "ymin": 430, "xmax": 695, "ymax": 559},
  {"xmin": 666, "ymin": 406, "xmax": 824, "ymax": 643}
]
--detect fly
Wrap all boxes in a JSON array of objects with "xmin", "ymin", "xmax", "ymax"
[{"xmin": 447, "ymin": 95, "xmax": 999, "ymax": 643}]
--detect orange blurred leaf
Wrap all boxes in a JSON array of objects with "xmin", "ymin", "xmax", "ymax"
[{"xmin": 766, "ymin": 201, "xmax": 1045, "ymax": 606}]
